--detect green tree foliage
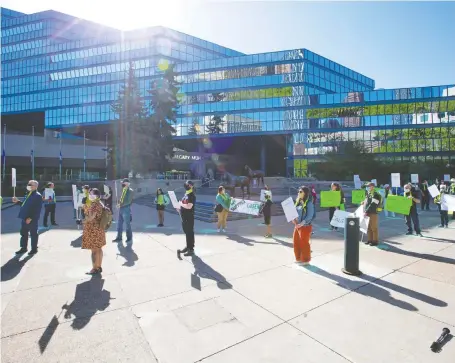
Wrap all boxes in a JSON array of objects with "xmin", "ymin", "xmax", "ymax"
[
  {"xmin": 206, "ymin": 115, "xmax": 224, "ymax": 134},
  {"xmin": 188, "ymin": 118, "xmax": 200, "ymax": 136}
]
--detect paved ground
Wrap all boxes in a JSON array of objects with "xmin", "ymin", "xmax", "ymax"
[{"xmin": 1, "ymin": 201, "xmax": 455, "ymax": 363}]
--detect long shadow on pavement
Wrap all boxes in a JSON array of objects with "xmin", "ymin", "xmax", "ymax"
[
  {"xmin": 1, "ymin": 254, "xmax": 34, "ymax": 281},
  {"xmin": 190, "ymin": 255, "xmax": 233, "ymax": 291},
  {"xmin": 116, "ymin": 241, "xmax": 139, "ymax": 267},
  {"xmin": 378, "ymin": 242, "xmax": 455, "ymax": 265}
]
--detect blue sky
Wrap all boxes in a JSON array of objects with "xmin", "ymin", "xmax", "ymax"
[{"xmin": 3, "ymin": 0, "xmax": 454, "ymax": 89}]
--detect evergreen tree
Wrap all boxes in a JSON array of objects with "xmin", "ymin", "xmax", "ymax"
[
  {"xmin": 110, "ymin": 61, "xmax": 148, "ymax": 176},
  {"xmin": 206, "ymin": 115, "xmax": 224, "ymax": 134},
  {"xmin": 188, "ymin": 118, "xmax": 200, "ymax": 136},
  {"xmin": 148, "ymin": 63, "xmax": 180, "ymax": 171}
]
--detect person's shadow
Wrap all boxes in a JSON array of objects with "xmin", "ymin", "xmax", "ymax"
[
  {"xmin": 70, "ymin": 235, "xmax": 82, "ymax": 248},
  {"xmin": 116, "ymin": 242, "xmax": 139, "ymax": 267},
  {"xmin": 225, "ymin": 234, "xmax": 255, "ymax": 246},
  {"xmin": 1, "ymin": 255, "xmax": 34, "ymax": 281},
  {"xmin": 378, "ymin": 242, "xmax": 455, "ymax": 265},
  {"xmin": 190, "ymin": 255, "xmax": 233, "ymax": 291}
]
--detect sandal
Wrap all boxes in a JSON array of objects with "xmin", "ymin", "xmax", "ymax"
[{"xmin": 86, "ymin": 268, "xmax": 99, "ymax": 275}]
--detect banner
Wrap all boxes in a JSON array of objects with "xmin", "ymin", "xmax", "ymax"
[
  {"xmin": 384, "ymin": 195, "xmax": 412, "ymax": 215},
  {"xmin": 281, "ymin": 197, "xmax": 299, "ymax": 222},
  {"xmin": 441, "ymin": 194, "xmax": 455, "ymax": 211},
  {"xmin": 330, "ymin": 210, "xmax": 351, "ymax": 228},
  {"xmin": 320, "ymin": 191, "xmax": 341, "ymax": 208},
  {"xmin": 229, "ymin": 198, "xmax": 261, "ymax": 216},
  {"xmin": 391, "ymin": 173, "xmax": 401, "ymax": 188},
  {"xmin": 351, "ymin": 190, "xmax": 365, "ymax": 205}
]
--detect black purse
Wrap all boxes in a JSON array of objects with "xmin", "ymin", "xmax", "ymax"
[{"xmin": 214, "ymin": 204, "xmax": 223, "ymax": 213}]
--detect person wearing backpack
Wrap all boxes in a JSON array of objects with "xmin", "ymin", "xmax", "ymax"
[
  {"xmin": 81, "ymin": 188, "xmax": 107, "ymax": 275},
  {"xmin": 155, "ymin": 188, "xmax": 170, "ymax": 227}
]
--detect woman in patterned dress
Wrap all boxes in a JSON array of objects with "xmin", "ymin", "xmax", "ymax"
[{"xmin": 82, "ymin": 188, "xmax": 106, "ymax": 275}]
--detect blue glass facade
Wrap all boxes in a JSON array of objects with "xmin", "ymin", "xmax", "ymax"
[{"xmin": 2, "ymin": 6, "xmax": 454, "ymax": 177}]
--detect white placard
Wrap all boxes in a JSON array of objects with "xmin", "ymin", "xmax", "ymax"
[
  {"xmin": 391, "ymin": 173, "xmax": 401, "ymax": 188},
  {"xmin": 410, "ymin": 174, "xmax": 419, "ymax": 183},
  {"xmin": 44, "ymin": 188, "xmax": 54, "ymax": 200},
  {"xmin": 281, "ymin": 197, "xmax": 299, "ymax": 223},
  {"xmin": 78, "ymin": 194, "xmax": 85, "ymax": 207},
  {"xmin": 441, "ymin": 194, "xmax": 455, "ymax": 211},
  {"xmin": 330, "ymin": 210, "xmax": 351, "ymax": 229},
  {"xmin": 371, "ymin": 179, "xmax": 377, "ymax": 186},
  {"xmin": 428, "ymin": 184, "xmax": 440, "ymax": 198},
  {"xmin": 260, "ymin": 189, "xmax": 272, "ymax": 202},
  {"xmin": 444, "ymin": 174, "xmax": 450, "ymax": 182},
  {"xmin": 11, "ymin": 168, "xmax": 16, "ymax": 187},
  {"xmin": 354, "ymin": 205, "xmax": 370, "ymax": 234},
  {"xmin": 354, "ymin": 175, "xmax": 362, "ymax": 189},
  {"xmin": 229, "ymin": 198, "xmax": 262, "ymax": 216},
  {"xmin": 71, "ymin": 185, "xmax": 78, "ymax": 210},
  {"xmin": 167, "ymin": 191, "xmax": 180, "ymax": 209},
  {"xmin": 104, "ymin": 185, "xmax": 110, "ymax": 195}
]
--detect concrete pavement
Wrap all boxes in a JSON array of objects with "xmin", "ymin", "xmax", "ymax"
[{"xmin": 1, "ymin": 202, "xmax": 455, "ymax": 363}]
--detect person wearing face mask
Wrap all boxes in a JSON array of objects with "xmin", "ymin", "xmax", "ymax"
[
  {"xmin": 113, "ymin": 178, "xmax": 134, "ymax": 246},
  {"xmin": 215, "ymin": 185, "xmax": 231, "ymax": 232},
  {"xmin": 329, "ymin": 183, "xmax": 345, "ymax": 231},
  {"xmin": 434, "ymin": 184, "xmax": 449, "ymax": 228},
  {"xmin": 12, "ymin": 180, "xmax": 43, "ymax": 255},
  {"xmin": 420, "ymin": 180, "xmax": 430, "ymax": 211},
  {"xmin": 42, "ymin": 182, "xmax": 58, "ymax": 227},
  {"xmin": 293, "ymin": 186, "xmax": 315, "ymax": 265},
  {"xmin": 81, "ymin": 188, "xmax": 106, "ymax": 275},
  {"xmin": 403, "ymin": 183, "xmax": 422, "ymax": 236},
  {"xmin": 155, "ymin": 188, "xmax": 170, "ymax": 227},
  {"xmin": 363, "ymin": 182, "xmax": 382, "ymax": 246},
  {"xmin": 177, "ymin": 180, "xmax": 196, "ymax": 257}
]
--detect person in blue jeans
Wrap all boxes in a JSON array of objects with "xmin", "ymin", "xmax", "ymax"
[
  {"xmin": 12, "ymin": 180, "xmax": 43, "ymax": 255},
  {"xmin": 113, "ymin": 178, "xmax": 134, "ymax": 246},
  {"xmin": 403, "ymin": 183, "xmax": 422, "ymax": 237}
]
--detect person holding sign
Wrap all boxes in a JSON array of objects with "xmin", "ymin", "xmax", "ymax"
[
  {"xmin": 154, "ymin": 188, "xmax": 170, "ymax": 227},
  {"xmin": 403, "ymin": 183, "xmax": 422, "ymax": 236},
  {"xmin": 112, "ymin": 179, "xmax": 134, "ymax": 246},
  {"xmin": 259, "ymin": 192, "xmax": 273, "ymax": 238},
  {"xmin": 328, "ymin": 183, "xmax": 345, "ymax": 231},
  {"xmin": 12, "ymin": 180, "xmax": 43, "ymax": 255},
  {"xmin": 420, "ymin": 180, "xmax": 430, "ymax": 211},
  {"xmin": 293, "ymin": 186, "xmax": 315, "ymax": 265},
  {"xmin": 177, "ymin": 181, "xmax": 196, "ymax": 257},
  {"xmin": 383, "ymin": 185, "xmax": 396, "ymax": 218},
  {"xmin": 215, "ymin": 186, "xmax": 231, "ymax": 232},
  {"xmin": 363, "ymin": 182, "xmax": 382, "ymax": 246},
  {"xmin": 434, "ymin": 184, "xmax": 449, "ymax": 228},
  {"xmin": 42, "ymin": 182, "xmax": 58, "ymax": 227}
]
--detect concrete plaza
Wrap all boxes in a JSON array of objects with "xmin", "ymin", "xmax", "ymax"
[{"xmin": 1, "ymin": 201, "xmax": 455, "ymax": 363}]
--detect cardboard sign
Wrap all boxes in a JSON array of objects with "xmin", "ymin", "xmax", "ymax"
[
  {"xmin": 410, "ymin": 174, "xmax": 419, "ymax": 183},
  {"xmin": 330, "ymin": 210, "xmax": 351, "ymax": 228},
  {"xmin": 428, "ymin": 184, "xmax": 440, "ymax": 198},
  {"xmin": 167, "ymin": 191, "xmax": 180, "ymax": 209},
  {"xmin": 281, "ymin": 197, "xmax": 299, "ymax": 223},
  {"xmin": 351, "ymin": 190, "xmax": 366, "ymax": 205},
  {"xmin": 260, "ymin": 189, "xmax": 272, "ymax": 202},
  {"xmin": 385, "ymin": 195, "xmax": 412, "ymax": 215},
  {"xmin": 354, "ymin": 205, "xmax": 370, "ymax": 234},
  {"xmin": 11, "ymin": 168, "xmax": 16, "ymax": 188},
  {"xmin": 229, "ymin": 198, "xmax": 262, "ymax": 216},
  {"xmin": 72, "ymin": 185, "xmax": 78, "ymax": 210},
  {"xmin": 443, "ymin": 174, "xmax": 450, "ymax": 182},
  {"xmin": 320, "ymin": 191, "xmax": 341, "ymax": 208},
  {"xmin": 391, "ymin": 173, "xmax": 401, "ymax": 188},
  {"xmin": 441, "ymin": 194, "xmax": 455, "ymax": 211}
]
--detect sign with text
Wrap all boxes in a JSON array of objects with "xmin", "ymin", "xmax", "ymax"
[
  {"xmin": 330, "ymin": 210, "xmax": 351, "ymax": 229},
  {"xmin": 229, "ymin": 198, "xmax": 261, "ymax": 216},
  {"xmin": 281, "ymin": 197, "xmax": 299, "ymax": 223}
]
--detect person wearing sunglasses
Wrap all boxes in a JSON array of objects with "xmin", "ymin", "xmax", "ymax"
[{"xmin": 12, "ymin": 180, "xmax": 43, "ymax": 255}]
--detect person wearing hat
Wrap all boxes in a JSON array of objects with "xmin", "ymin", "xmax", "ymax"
[
  {"xmin": 403, "ymin": 183, "xmax": 422, "ymax": 236},
  {"xmin": 177, "ymin": 180, "xmax": 196, "ymax": 257},
  {"xmin": 383, "ymin": 184, "xmax": 395, "ymax": 218},
  {"xmin": 363, "ymin": 182, "xmax": 382, "ymax": 246},
  {"xmin": 113, "ymin": 178, "xmax": 134, "ymax": 246}
]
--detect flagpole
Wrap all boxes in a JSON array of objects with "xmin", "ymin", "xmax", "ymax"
[
  {"xmin": 59, "ymin": 130, "xmax": 62, "ymax": 180},
  {"xmin": 83, "ymin": 130, "xmax": 86, "ymax": 177},
  {"xmin": 32, "ymin": 126, "xmax": 35, "ymax": 180},
  {"xmin": 2, "ymin": 124, "xmax": 6, "ymax": 181},
  {"xmin": 105, "ymin": 132, "xmax": 108, "ymax": 180}
]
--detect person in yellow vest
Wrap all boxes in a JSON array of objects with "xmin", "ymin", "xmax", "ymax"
[
  {"xmin": 215, "ymin": 185, "xmax": 231, "ymax": 232},
  {"xmin": 434, "ymin": 184, "xmax": 449, "ymax": 228},
  {"xmin": 154, "ymin": 188, "xmax": 170, "ymax": 227},
  {"xmin": 113, "ymin": 178, "xmax": 134, "ymax": 246}
]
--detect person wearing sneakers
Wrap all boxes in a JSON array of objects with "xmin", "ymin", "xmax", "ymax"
[
  {"xmin": 215, "ymin": 185, "xmax": 231, "ymax": 232},
  {"xmin": 363, "ymin": 182, "xmax": 382, "ymax": 246},
  {"xmin": 403, "ymin": 183, "xmax": 422, "ymax": 237},
  {"xmin": 292, "ymin": 186, "xmax": 315, "ymax": 265},
  {"xmin": 434, "ymin": 184, "xmax": 449, "ymax": 228},
  {"xmin": 177, "ymin": 180, "xmax": 196, "ymax": 257},
  {"xmin": 260, "ymin": 191, "xmax": 273, "ymax": 238}
]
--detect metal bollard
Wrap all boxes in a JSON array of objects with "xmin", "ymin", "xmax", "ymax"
[{"xmin": 342, "ymin": 216, "xmax": 362, "ymax": 276}]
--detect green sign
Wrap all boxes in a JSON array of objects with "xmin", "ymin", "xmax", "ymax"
[
  {"xmin": 320, "ymin": 191, "xmax": 341, "ymax": 208},
  {"xmin": 351, "ymin": 190, "xmax": 366, "ymax": 205},
  {"xmin": 385, "ymin": 195, "xmax": 412, "ymax": 215}
]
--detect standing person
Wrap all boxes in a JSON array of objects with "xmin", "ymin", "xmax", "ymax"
[
  {"xmin": 293, "ymin": 186, "xmax": 315, "ymax": 265},
  {"xmin": 420, "ymin": 179, "xmax": 430, "ymax": 211},
  {"xmin": 215, "ymin": 185, "xmax": 230, "ymax": 232},
  {"xmin": 434, "ymin": 184, "xmax": 449, "ymax": 228},
  {"xmin": 450, "ymin": 178, "xmax": 455, "ymax": 220},
  {"xmin": 403, "ymin": 183, "xmax": 422, "ymax": 236},
  {"xmin": 177, "ymin": 180, "xmax": 196, "ymax": 257},
  {"xmin": 103, "ymin": 186, "xmax": 113, "ymax": 211},
  {"xmin": 260, "ymin": 191, "xmax": 273, "ymax": 238},
  {"xmin": 310, "ymin": 185, "xmax": 317, "ymax": 235},
  {"xmin": 113, "ymin": 178, "xmax": 134, "ymax": 246},
  {"xmin": 81, "ymin": 188, "xmax": 106, "ymax": 275},
  {"xmin": 329, "ymin": 183, "xmax": 345, "ymax": 231},
  {"xmin": 383, "ymin": 184, "xmax": 396, "ymax": 218},
  {"xmin": 81, "ymin": 185, "xmax": 91, "ymax": 219},
  {"xmin": 155, "ymin": 188, "xmax": 170, "ymax": 227},
  {"xmin": 12, "ymin": 180, "xmax": 43, "ymax": 255},
  {"xmin": 42, "ymin": 182, "xmax": 58, "ymax": 227},
  {"xmin": 363, "ymin": 182, "xmax": 382, "ymax": 246}
]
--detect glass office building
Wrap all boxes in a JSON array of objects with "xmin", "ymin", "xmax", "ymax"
[{"xmin": 2, "ymin": 7, "xmax": 454, "ymax": 177}]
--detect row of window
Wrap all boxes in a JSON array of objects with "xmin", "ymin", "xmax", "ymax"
[
  {"xmin": 1, "ymin": 21, "xmax": 43, "ymax": 37},
  {"xmin": 2, "ymin": 39, "xmax": 44, "ymax": 54}
]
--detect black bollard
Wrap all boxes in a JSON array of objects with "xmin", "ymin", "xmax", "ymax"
[{"xmin": 342, "ymin": 216, "xmax": 362, "ymax": 276}]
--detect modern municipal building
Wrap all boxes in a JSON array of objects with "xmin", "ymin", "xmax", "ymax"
[{"xmin": 2, "ymin": 7, "xmax": 454, "ymax": 179}]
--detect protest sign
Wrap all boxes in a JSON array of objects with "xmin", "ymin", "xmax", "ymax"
[
  {"xmin": 410, "ymin": 174, "xmax": 419, "ymax": 183},
  {"xmin": 354, "ymin": 205, "xmax": 370, "ymax": 234},
  {"xmin": 428, "ymin": 184, "xmax": 439, "ymax": 198},
  {"xmin": 330, "ymin": 210, "xmax": 351, "ymax": 229},
  {"xmin": 441, "ymin": 194, "xmax": 455, "ymax": 211},
  {"xmin": 320, "ymin": 191, "xmax": 341, "ymax": 208},
  {"xmin": 104, "ymin": 185, "xmax": 110, "ymax": 195},
  {"xmin": 260, "ymin": 189, "xmax": 272, "ymax": 202},
  {"xmin": 229, "ymin": 198, "xmax": 261, "ymax": 216},
  {"xmin": 351, "ymin": 190, "xmax": 365, "ymax": 205},
  {"xmin": 44, "ymin": 188, "xmax": 54, "ymax": 200},
  {"xmin": 391, "ymin": 173, "xmax": 401, "ymax": 188},
  {"xmin": 167, "ymin": 191, "xmax": 180, "ymax": 209},
  {"xmin": 354, "ymin": 175, "xmax": 362, "ymax": 189},
  {"xmin": 11, "ymin": 168, "xmax": 16, "ymax": 188},
  {"xmin": 443, "ymin": 174, "xmax": 450, "ymax": 182},
  {"xmin": 384, "ymin": 195, "xmax": 412, "ymax": 215},
  {"xmin": 281, "ymin": 197, "xmax": 299, "ymax": 223},
  {"xmin": 72, "ymin": 185, "xmax": 78, "ymax": 210}
]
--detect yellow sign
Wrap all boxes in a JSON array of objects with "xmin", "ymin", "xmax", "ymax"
[{"xmin": 293, "ymin": 158, "xmax": 308, "ymax": 178}]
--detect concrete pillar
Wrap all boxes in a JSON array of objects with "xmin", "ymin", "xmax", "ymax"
[{"xmin": 260, "ymin": 137, "xmax": 266, "ymax": 174}]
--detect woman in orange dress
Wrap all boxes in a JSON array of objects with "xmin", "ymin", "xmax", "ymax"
[
  {"xmin": 293, "ymin": 186, "xmax": 316, "ymax": 265},
  {"xmin": 81, "ymin": 188, "xmax": 106, "ymax": 275}
]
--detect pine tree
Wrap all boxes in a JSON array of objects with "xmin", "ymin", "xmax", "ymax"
[
  {"xmin": 148, "ymin": 63, "xmax": 180, "ymax": 172},
  {"xmin": 206, "ymin": 115, "xmax": 224, "ymax": 134},
  {"xmin": 188, "ymin": 118, "xmax": 200, "ymax": 136},
  {"xmin": 110, "ymin": 61, "xmax": 148, "ymax": 176}
]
